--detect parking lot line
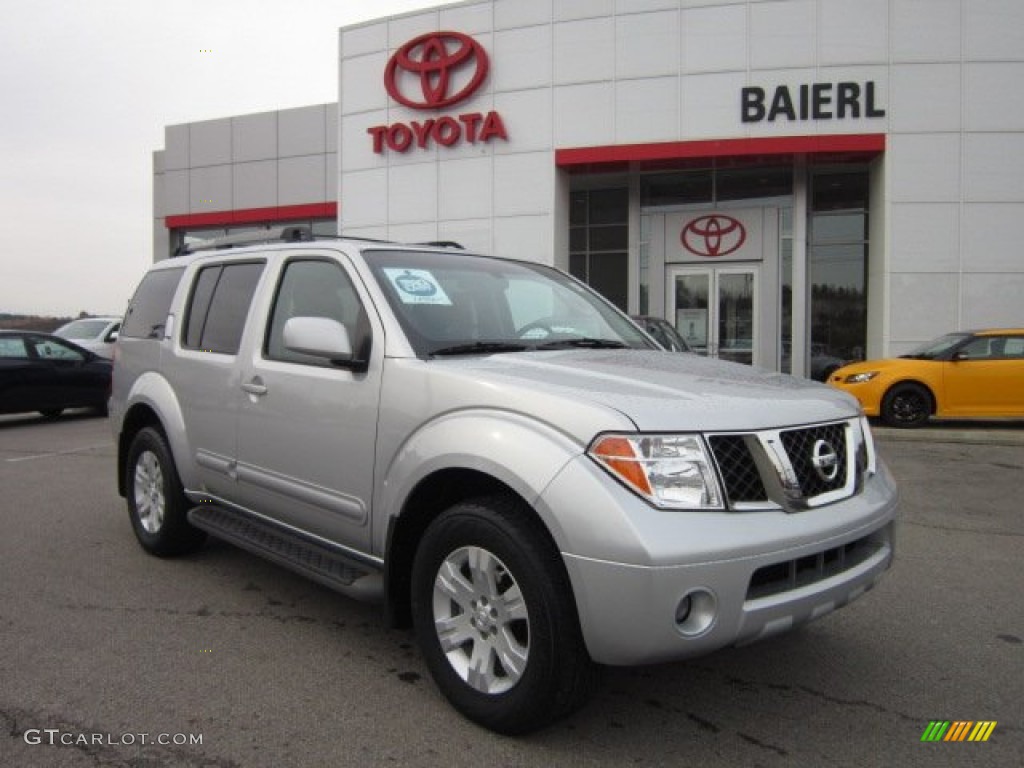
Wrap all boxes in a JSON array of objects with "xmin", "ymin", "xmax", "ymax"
[{"xmin": 4, "ymin": 443, "xmax": 110, "ymax": 463}]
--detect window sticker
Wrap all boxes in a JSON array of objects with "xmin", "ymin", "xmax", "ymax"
[{"xmin": 383, "ymin": 268, "xmax": 453, "ymax": 305}]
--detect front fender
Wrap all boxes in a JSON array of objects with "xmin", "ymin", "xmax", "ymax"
[{"xmin": 373, "ymin": 409, "xmax": 588, "ymax": 555}]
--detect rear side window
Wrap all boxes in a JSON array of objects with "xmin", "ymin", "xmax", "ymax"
[
  {"xmin": 183, "ymin": 262, "xmax": 264, "ymax": 354},
  {"xmin": 121, "ymin": 268, "xmax": 185, "ymax": 339}
]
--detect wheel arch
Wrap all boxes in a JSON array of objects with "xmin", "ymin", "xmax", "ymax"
[
  {"xmin": 383, "ymin": 468, "xmax": 570, "ymax": 630},
  {"xmin": 883, "ymin": 378, "xmax": 937, "ymax": 414},
  {"xmin": 116, "ymin": 373, "xmax": 193, "ymax": 497}
]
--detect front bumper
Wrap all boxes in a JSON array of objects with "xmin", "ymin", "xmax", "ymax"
[{"xmin": 538, "ymin": 455, "xmax": 898, "ymax": 666}]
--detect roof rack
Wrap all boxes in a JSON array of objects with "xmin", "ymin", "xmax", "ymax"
[
  {"xmin": 173, "ymin": 226, "xmax": 465, "ymax": 256},
  {"xmin": 174, "ymin": 225, "xmax": 313, "ymax": 255}
]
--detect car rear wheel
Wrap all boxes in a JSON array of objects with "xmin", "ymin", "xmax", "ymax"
[
  {"xmin": 125, "ymin": 427, "xmax": 206, "ymax": 556},
  {"xmin": 39, "ymin": 409, "xmax": 63, "ymax": 419},
  {"xmin": 881, "ymin": 382, "xmax": 932, "ymax": 428},
  {"xmin": 411, "ymin": 495, "xmax": 596, "ymax": 734}
]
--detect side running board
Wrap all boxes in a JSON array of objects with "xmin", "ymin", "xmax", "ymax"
[{"xmin": 188, "ymin": 505, "xmax": 383, "ymax": 602}]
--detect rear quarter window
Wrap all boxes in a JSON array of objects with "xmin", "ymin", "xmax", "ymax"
[
  {"xmin": 121, "ymin": 268, "xmax": 186, "ymax": 339},
  {"xmin": 182, "ymin": 262, "xmax": 265, "ymax": 355}
]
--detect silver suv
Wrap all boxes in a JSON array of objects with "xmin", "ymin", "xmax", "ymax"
[{"xmin": 111, "ymin": 229, "xmax": 897, "ymax": 734}]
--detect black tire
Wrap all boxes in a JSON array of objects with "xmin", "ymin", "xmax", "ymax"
[
  {"xmin": 125, "ymin": 426, "xmax": 206, "ymax": 556},
  {"xmin": 411, "ymin": 495, "xmax": 596, "ymax": 734},
  {"xmin": 39, "ymin": 409, "xmax": 63, "ymax": 419},
  {"xmin": 880, "ymin": 382, "xmax": 932, "ymax": 428}
]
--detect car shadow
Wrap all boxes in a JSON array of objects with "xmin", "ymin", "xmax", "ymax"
[{"xmin": 0, "ymin": 408, "xmax": 107, "ymax": 429}]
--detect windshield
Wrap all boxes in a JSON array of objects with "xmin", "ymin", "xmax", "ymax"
[
  {"xmin": 365, "ymin": 250, "xmax": 655, "ymax": 358},
  {"xmin": 902, "ymin": 332, "xmax": 970, "ymax": 360},
  {"xmin": 56, "ymin": 319, "xmax": 111, "ymax": 340}
]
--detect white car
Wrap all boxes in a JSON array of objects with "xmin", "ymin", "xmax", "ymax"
[{"xmin": 54, "ymin": 316, "xmax": 121, "ymax": 359}]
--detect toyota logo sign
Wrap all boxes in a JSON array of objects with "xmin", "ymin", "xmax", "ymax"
[
  {"xmin": 384, "ymin": 31, "xmax": 489, "ymax": 110},
  {"xmin": 681, "ymin": 215, "xmax": 747, "ymax": 258}
]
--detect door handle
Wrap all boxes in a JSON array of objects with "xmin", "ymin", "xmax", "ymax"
[{"xmin": 241, "ymin": 377, "xmax": 268, "ymax": 396}]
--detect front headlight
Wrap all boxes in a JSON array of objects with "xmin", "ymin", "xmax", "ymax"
[
  {"xmin": 844, "ymin": 371, "xmax": 879, "ymax": 383},
  {"xmin": 588, "ymin": 434, "xmax": 723, "ymax": 510}
]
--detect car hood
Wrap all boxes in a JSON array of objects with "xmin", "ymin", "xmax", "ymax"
[{"xmin": 436, "ymin": 350, "xmax": 860, "ymax": 433}]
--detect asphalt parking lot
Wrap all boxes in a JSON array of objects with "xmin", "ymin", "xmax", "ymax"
[{"xmin": 1, "ymin": 412, "xmax": 1021, "ymax": 767}]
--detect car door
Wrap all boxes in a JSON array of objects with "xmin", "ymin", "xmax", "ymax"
[
  {"xmin": 0, "ymin": 335, "xmax": 36, "ymax": 413},
  {"xmin": 172, "ymin": 259, "xmax": 267, "ymax": 500},
  {"xmin": 942, "ymin": 334, "xmax": 1024, "ymax": 416},
  {"xmin": 28, "ymin": 336, "xmax": 103, "ymax": 407},
  {"xmin": 233, "ymin": 255, "xmax": 381, "ymax": 552}
]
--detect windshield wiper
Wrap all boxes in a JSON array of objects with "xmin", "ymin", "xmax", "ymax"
[
  {"xmin": 429, "ymin": 341, "xmax": 529, "ymax": 357},
  {"xmin": 535, "ymin": 338, "xmax": 628, "ymax": 350}
]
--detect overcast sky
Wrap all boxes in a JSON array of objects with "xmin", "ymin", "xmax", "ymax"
[{"xmin": 0, "ymin": 0, "xmax": 458, "ymax": 317}]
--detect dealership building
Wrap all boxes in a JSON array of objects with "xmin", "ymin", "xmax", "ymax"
[{"xmin": 153, "ymin": 0, "xmax": 1024, "ymax": 377}]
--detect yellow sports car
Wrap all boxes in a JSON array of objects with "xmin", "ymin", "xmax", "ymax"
[{"xmin": 829, "ymin": 329, "xmax": 1024, "ymax": 427}]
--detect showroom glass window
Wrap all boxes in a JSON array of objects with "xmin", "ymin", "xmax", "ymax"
[
  {"xmin": 569, "ymin": 188, "xmax": 629, "ymax": 311},
  {"xmin": 810, "ymin": 170, "xmax": 869, "ymax": 362}
]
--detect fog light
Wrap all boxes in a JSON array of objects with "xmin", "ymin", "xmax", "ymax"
[{"xmin": 674, "ymin": 589, "xmax": 717, "ymax": 637}]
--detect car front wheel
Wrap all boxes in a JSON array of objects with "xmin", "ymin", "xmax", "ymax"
[
  {"xmin": 881, "ymin": 382, "xmax": 932, "ymax": 428},
  {"xmin": 411, "ymin": 496, "xmax": 596, "ymax": 734},
  {"xmin": 125, "ymin": 426, "xmax": 206, "ymax": 556}
]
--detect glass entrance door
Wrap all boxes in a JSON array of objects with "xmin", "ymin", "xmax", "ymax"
[{"xmin": 667, "ymin": 266, "xmax": 758, "ymax": 366}]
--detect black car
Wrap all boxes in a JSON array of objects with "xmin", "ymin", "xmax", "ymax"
[
  {"xmin": 631, "ymin": 315, "xmax": 694, "ymax": 353},
  {"xmin": 0, "ymin": 330, "xmax": 112, "ymax": 418}
]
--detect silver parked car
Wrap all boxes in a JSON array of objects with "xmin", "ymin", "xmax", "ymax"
[
  {"xmin": 54, "ymin": 316, "xmax": 122, "ymax": 359},
  {"xmin": 110, "ymin": 228, "xmax": 897, "ymax": 734}
]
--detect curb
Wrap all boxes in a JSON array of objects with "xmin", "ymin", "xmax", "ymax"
[{"xmin": 872, "ymin": 422, "xmax": 1024, "ymax": 447}]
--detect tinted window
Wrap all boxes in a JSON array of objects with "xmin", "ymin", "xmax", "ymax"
[
  {"xmin": 32, "ymin": 338, "xmax": 84, "ymax": 361},
  {"xmin": 183, "ymin": 262, "xmax": 264, "ymax": 355},
  {"xmin": 184, "ymin": 266, "xmax": 221, "ymax": 349},
  {"xmin": 265, "ymin": 259, "xmax": 366, "ymax": 367},
  {"xmin": 121, "ymin": 268, "xmax": 185, "ymax": 339},
  {"xmin": 0, "ymin": 337, "xmax": 29, "ymax": 359}
]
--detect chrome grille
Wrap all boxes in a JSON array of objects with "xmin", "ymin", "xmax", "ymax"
[
  {"xmin": 706, "ymin": 418, "xmax": 863, "ymax": 511},
  {"xmin": 708, "ymin": 435, "xmax": 767, "ymax": 505},
  {"xmin": 779, "ymin": 422, "xmax": 849, "ymax": 498}
]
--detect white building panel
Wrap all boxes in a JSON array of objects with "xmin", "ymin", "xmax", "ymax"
[
  {"xmin": 340, "ymin": 22, "xmax": 388, "ymax": 59},
  {"xmin": 553, "ymin": 17, "xmax": 615, "ymax": 85},
  {"xmin": 964, "ymin": 133, "xmax": 1024, "ymax": 202},
  {"xmin": 962, "ymin": 204, "xmax": 1024, "ymax": 272},
  {"xmin": 682, "ymin": 72, "xmax": 748, "ymax": 138},
  {"xmin": 891, "ymin": 0, "xmax": 961, "ymax": 63},
  {"xmin": 341, "ymin": 168, "xmax": 388, "ymax": 228},
  {"xmin": 494, "ymin": 214, "xmax": 554, "ymax": 262},
  {"xmin": 818, "ymin": 0, "xmax": 889, "ymax": 66},
  {"xmin": 889, "ymin": 274, "xmax": 960, "ymax": 342},
  {"xmin": 682, "ymin": 4, "xmax": 747, "ymax": 74},
  {"xmin": 388, "ymin": 162, "xmax": 439, "ymax": 224},
  {"xmin": 494, "ymin": 153, "xmax": 553, "ymax": 217},
  {"xmin": 493, "ymin": 26, "xmax": 552, "ymax": 92},
  {"xmin": 615, "ymin": 11, "xmax": 679, "ymax": 80},
  {"xmin": 554, "ymin": 0, "xmax": 614, "ymax": 23},
  {"xmin": 965, "ymin": 63, "xmax": 1024, "ymax": 132},
  {"xmin": 965, "ymin": 0, "xmax": 1024, "ymax": 62},
  {"xmin": 340, "ymin": 53, "xmax": 390, "ymax": 115},
  {"xmin": 279, "ymin": 105, "xmax": 328, "ymax": 158},
  {"xmin": 962, "ymin": 274, "xmax": 1024, "ymax": 327},
  {"xmin": 889, "ymin": 133, "xmax": 961, "ymax": 203},
  {"xmin": 440, "ymin": 1, "xmax": 493, "ymax": 34},
  {"xmin": 553, "ymin": 82, "xmax": 615, "ymax": 147},
  {"xmin": 439, "ymin": 217, "xmax": 495, "ymax": 254},
  {"xmin": 189, "ymin": 118, "xmax": 231, "ymax": 168},
  {"xmin": 189, "ymin": 165, "xmax": 231, "ymax": 213},
  {"xmin": 493, "ymin": 89, "xmax": 553, "ymax": 154},
  {"xmin": 615, "ymin": 77, "xmax": 679, "ymax": 144},
  {"xmin": 231, "ymin": 111, "xmax": 277, "ymax": 163},
  {"xmin": 890, "ymin": 203, "xmax": 961, "ymax": 273},
  {"xmin": 749, "ymin": 0, "xmax": 816, "ymax": 71},
  {"xmin": 233, "ymin": 160, "xmax": 277, "ymax": 210},
  {"xmin": 890, "ymin": 64, "xmax": 961, "ymax": 134},
  {"xmin": 495, "ymin": 0, "xmax": 551, "ymax": 30},
  {"xmin": 163, "ymin": 125, "xmax": 189, "ymax": 171},
  {"xmin": 278, "ymin": 154, "xmax": 326, "ymax": 206},
  {"xmin": 340, "ymin": 111, "xmax": 389, "ymax": 172},
  {"xmin": 439, "ymin": 156, "xmax": 494, "ymax": 220}
]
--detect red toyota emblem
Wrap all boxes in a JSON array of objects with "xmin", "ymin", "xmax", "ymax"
[
  {"xmin": 681, "ymin": 215, "xmax": 747, "ymax": 258},
  {"xmin": 384, "ymin": 31, "xmax": 489, "ymax": 110}
]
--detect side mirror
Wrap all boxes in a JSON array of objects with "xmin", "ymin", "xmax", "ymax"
[
  {"xmin": 952, "ymin": 351, "xmax": 969, "ymax": 362},
  {"xmin": 283, "ymin": 317, "xmax": 368, "ymax": 372}
]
